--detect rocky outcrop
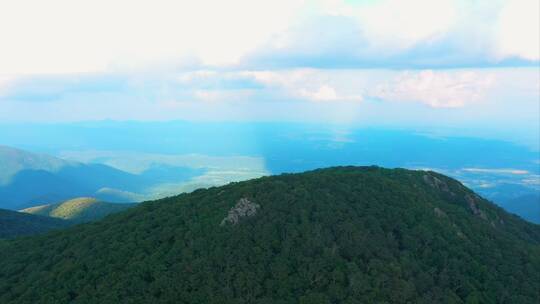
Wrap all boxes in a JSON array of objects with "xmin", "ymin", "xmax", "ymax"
[
  {"xmin": 434, "ymin": 207, "xmax": 447, "ymax": 218},
  {"xmin": 423, "ymin": 174, "xmax": 455, "ymax": 196},
  {"xmin": 465, "ymin": 194, "xmax": 488, "ymax": 220},
  {"xmin": 220, "ymin": 198, "xmax": 260, "ymax": 226},
  {"xmin": 424, "ymin": 173, "xmax": 493, "ymax": 222}
]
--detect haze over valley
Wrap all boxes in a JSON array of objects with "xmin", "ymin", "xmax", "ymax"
[{"xmin": 1, "ymin": 122, "xmax": 538, "ymax": 223}]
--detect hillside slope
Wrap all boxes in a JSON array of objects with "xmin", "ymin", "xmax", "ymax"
[
  {"xmin": 0, "ymin": 166, "xmax": 539, "ymax": 303},
  {"xmin": 0, "ymin": 209, "xmax": 72, "ymax": 239},
  {"xmin": 20, "ymin": 198, "xmax": 136, "ymax": 223},
  {"xmin": 478, "ymin": 183, "xmax": 540, "ymax": 224},
  {"xmin": 0, "ymin": 146, "xmax": 203, "ymax": 209},
  {"xmin": 0, "ymin": 145, "xmax": 69, "ymax": 185},
  {"xmin": 0, "ymin": 146, "xmax": 140, "ymax": 209}
]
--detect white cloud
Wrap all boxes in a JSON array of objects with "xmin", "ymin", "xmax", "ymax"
[
  {"xmin": 477, "ymin": 182, "xmax": 497, "ymax": 188},
  {"xmin": 193, "ymin": 89, "xmax": 254, "ymax": 102},
  {"xmin": 176, "ymin": 70, "xmax": 221, "ymax": 84},
  {"xmin": 522, "ymin": 176, "xmax": 540, "ymax": 186},
  {"xmin": 462, "ymin": 168, "xmax": 530, "ymax": 175},
  {"xmin": 0, "ymin": 76, "xmax": 17, "ymax": 97},
  {"xmin": 355, "ymin": 0, "xmax": 458, "ymax": 50},
  {"xmin": 299, "ymin": 85, "xmax": 338, "ymax": 101},
  {"xmin": 496, "ymin": 0, "xmax": 540, "ymax": 60},
  {"xmin": 0, "ymin": 0, "xmax": 303, "ymax": 75},
  {"xmin": 245, "ymin": 69, "xmax": 363, "ymax": 102},
  {"xmin": 243, "ymin": 0, "xmax": 539, "ymax": 69},
  {"xmin": 370, "ymin": 70, "xmax": 494, "ymax": 108},
  {"xmin": 0, "ymin": 0, "xmax": 538, "ymax": 78}
]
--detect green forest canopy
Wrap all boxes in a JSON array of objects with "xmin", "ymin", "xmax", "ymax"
[{"xmin": 1, "ymin": 166, "xmax": 539, "ymax": 303}]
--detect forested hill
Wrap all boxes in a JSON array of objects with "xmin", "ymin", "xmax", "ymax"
[
  {"xmin": 0, "ymin": 209, "xmax": 72, "ymax": 239},
  {"xmin": 20, "ymin": 197, "xmax": 136, "ymax": 223},
  {"xmin": 1, "ymin": 166, "xmax": 539, "ymax": 303}
]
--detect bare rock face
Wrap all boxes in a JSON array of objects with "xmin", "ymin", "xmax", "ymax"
[
  {"xmin": 220, "ymin": 198, "xmax": 260, "ymax": 226},
  {"xmin": 434, "ymin": 207, "xmax": 447, "ymax": 218},
  {"xmin": 423, "ymin": 174, "xmax": 453, "ymax": 195},
  {"xmin": 424, "ymin": 173, "xmax": 492, "ymax": 222},
  {"xmin": 465, "ymin": 194, "xmax": 488, "ymax": 220}
]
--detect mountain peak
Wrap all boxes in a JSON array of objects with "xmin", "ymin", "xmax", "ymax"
[
  {"xmin": 1, "ymin": 166, "xmax": 538, "ymax": 303},
  {"xmin": 0, "ymin": 145, "xmax": 70, "ymax": 185}
]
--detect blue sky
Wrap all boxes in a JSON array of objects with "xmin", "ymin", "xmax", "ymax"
[{"xmin": 0, "ymin": 0, "xmax": 538, "ymax": 148}]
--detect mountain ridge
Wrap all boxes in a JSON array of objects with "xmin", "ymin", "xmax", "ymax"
[
  {"xmin": 0, "ymin": 146, "xmax": 203, "ymax": 209},
  {"xmin": 0, "ymin": 145, "xmax": 71, "ymax": 185},
  {"xmin": 0, "ymin": 166, "xmax": 539, "ymax": 303},
  {"xmin": 20, "ymin": 197, "xmax": 136, "ymax": 223}
]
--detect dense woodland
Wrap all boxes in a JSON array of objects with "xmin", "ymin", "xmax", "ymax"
[
  {"xmin": 0, "ymin": 166, "xmax": 539, "ymax": 303},
  {"xmin": 0, "ymin": 209, "xmax": 72, "ymax": 238}
]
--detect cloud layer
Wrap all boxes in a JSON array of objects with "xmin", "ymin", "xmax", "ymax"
[
  {"xmin": 0, "ymin": 0, "xmax": 538, "ymax": 75},
  {"xmin": 370, "ymin": 70, "xmax": 494, "ymax": 108},
  {"xmin": 0, "ymin": 0, "xmax": 538, "ymax": 148}
]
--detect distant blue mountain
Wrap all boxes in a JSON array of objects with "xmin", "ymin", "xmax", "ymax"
[
  {"xmin": 498, "ymin": 194, "xmax": 540, "ymax": 224},
  {"xmin": 1, "ymin": 122, "xmax": 537, "ymax": 173},
  {"xmin": 0, "ymin": 146, "xmax": 204, "ymax": 210},
  {"xmin": 477, "ymin": 183, "xmax": 540, "ymax": 224}
]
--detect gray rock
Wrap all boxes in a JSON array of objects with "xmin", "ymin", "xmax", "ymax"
[
  {"xmin": 434, "ymin": 207, "xmax": 447, "ymax": 218},
  {"xmin": 465, "ymin": 194, "xmax": 488, "ymax": 220},
  {"xmin": 220, "ymin": 198, "xmax": 260, "ymax": 226},
  {"xmin": 423, "ymin": 174, "xmax": 454, "ymax": 195}
]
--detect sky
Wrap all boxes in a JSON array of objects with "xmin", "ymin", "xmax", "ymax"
[{"xmin": 0, "ymin": 0, "xmax": 539, "ymax": 148}]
